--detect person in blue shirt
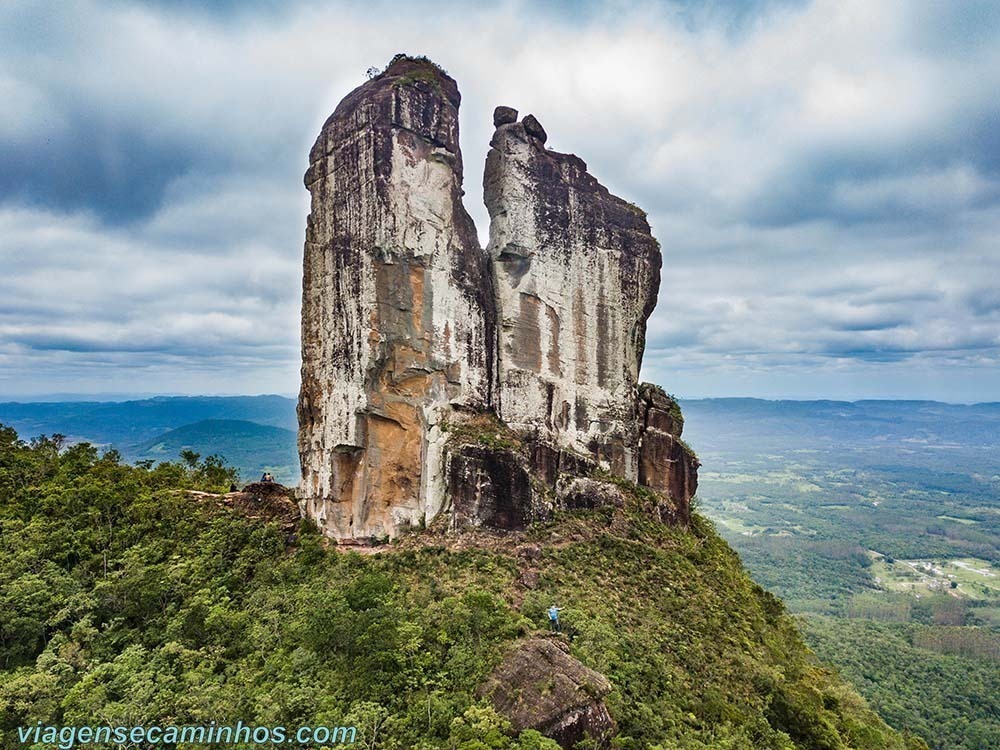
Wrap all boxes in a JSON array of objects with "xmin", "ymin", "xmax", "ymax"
[{"xmin": 548, "ymin": 605, "xmax": 562, "ymax": 632}]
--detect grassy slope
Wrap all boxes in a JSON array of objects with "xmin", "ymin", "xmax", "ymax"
[
  {"xmin": 0, "ymin": 429, "xmax": 923, "ymax": 750},
  {"xmin": 505, "ymin": 511, "xmax": 922, "ymax": 749}
]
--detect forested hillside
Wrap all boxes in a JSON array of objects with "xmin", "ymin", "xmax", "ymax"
[
  {"xmin": 804, "ymin": 617, "xmax": 1000, "ymax": 750},
  {"xmin": 0, "ymin": 425, "xmax": 922, "ymax": 749}
]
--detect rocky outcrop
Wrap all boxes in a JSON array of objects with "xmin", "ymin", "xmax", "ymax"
[
  {"xmin": 483, "ymin": 107, "xmax": 662, "ymax": 480},
  {"xmin": 298, "ymin": 56, "xmax": 495, "ymax": 540},
  {"xmin": 185, "ymin": 483, "xmax": 301, "ymax": 541},
  {"xmin": 478, "ymin": 637, "xmax": 615, "ymax": 749},
  {"xmin": 233, "ymin": 482, "xmax": 301, "ymax": 533},
  {"xmin": 298, "ymin": 55, "xmax": 697, "ymax": 541},
  {"xmin": 440, "ymin": 414, "xmax": 631, "ymax": 533},
  {"xmin": 637, "ymin": 383, "xmax": 699, "ymax": 524},
  {"xmin": 446, "ymin": 444, "xmax": 535, "ymax": 531}
]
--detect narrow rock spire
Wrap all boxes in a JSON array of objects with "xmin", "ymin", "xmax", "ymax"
[
  {"xmin": 298, "ymin": 55, "xmax": 495, "ymax": 540},
  {"xmin": 483, "ymin": 110, "xmax": 662, "ymax": 479}
]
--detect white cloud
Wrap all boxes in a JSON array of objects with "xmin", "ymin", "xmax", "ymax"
[{"xmin": 0, "ymin": 0, "xmax": 998, "ymax": 399}]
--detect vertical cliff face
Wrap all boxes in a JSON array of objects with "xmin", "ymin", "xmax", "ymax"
[
  {"xmin": 298, "ymin": 56, "xmax": 495, "ymax": 540},
  {"xmin": 299, "ymin": 55, "xmax": 696, "ymax": 542},
  {"xmin": 483, "ymin": 109, "xmax": 662, "ymax": 480}
]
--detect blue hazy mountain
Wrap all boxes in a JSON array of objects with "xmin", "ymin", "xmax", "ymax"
[
  {"xmin": 0, "ymin": 396, "xmax": 300, "ymax": 484},
  {"xmin": 132, "ymin": 418, "xmax": 299, "ymax": 485},
  {"xmin": 0, "ymin": 395, "xmax": 297, "ymax": 447}
]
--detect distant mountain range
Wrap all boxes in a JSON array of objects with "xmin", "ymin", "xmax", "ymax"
[
  {"xmin": 0, "ymin": 395, "xmax": 295, "ymax": 442},
  {"xmin": 1, "ymin": 395, "xmax": 997, "ymax": 486},
  {"xmin": 0, "ymin": 395, "xmax": 298, "ymax": 484},
  {"xmin": 679, "ymin": 397, "xmax": 1000, "ymax": 476},
  {"xmin": 134, "ymin": 419, "xmax": 299, "ymax": 484}
]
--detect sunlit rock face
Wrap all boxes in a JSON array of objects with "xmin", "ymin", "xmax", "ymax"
[
  {"xmin": 483, "ymin": 110, "xmax": 662, "ymax": 480},
  {"xmin": 298, "ymin": 55, "xmax": 695, "ymax": 541},
  {"xmin": 297, "ymin": 56, "xmax": 495, "ymax": 540}
]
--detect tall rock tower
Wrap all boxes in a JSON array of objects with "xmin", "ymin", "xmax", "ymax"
[
  {"xmin": 299, "ymin": 55, "xmax": 697, "ymax": 541},
  {"xmin": 297, "ymin": 56, "xmax": 495, "ymax": 539},
  {"xmin": 484, "ymin": 109, "xmax": 662, "ymax": 480}
]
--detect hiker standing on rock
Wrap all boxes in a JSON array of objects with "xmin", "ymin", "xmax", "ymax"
[{"xmin": 548, "ymin": 605, "xmax": 563, "ymax": 633}]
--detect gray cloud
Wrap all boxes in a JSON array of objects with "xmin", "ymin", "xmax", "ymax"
[{"xmin": 0, "ymin": 0, "xmax": 998, "ymax": 400}]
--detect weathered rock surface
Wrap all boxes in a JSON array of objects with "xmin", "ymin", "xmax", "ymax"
[
  {"xmin": 637, "ymin": 383, "xmax": 699, "ymax": 524},
  {"xmin": 478, "ymin": 637, "xmax": 616, "ymax": 749},
  {"xmin": 556, "ymin": 476, "xmax": 626, "ymax": 510},
  {"xmin": 446, "ymin": 444, "xmax": 535, "ymax": 531},
  {"xmin": 493, "ymin": 105, "xmax": 518, "ymax": 127},
  {"xmin": 440, "ymin": 414, "xmax": 628, "ymax": 533},
  {"xmin": 298, "ymin": 55, "xmax": 495, "ymax": 540},
  {"xmin": 483, "ymin": 109, "xmax": 662, "ymax": 481},
  {"xmin": 298, "ymin": 55, "xmax": 697, "ymax": 541}
]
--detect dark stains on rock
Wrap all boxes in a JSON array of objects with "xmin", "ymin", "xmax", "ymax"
[
  {"xmin": 444, "ymin": 419, "xmax": 646, "ymax": 531},
  {"xmin": 493, "ymin": 105, "xmax": 519, "ymax": 127},
  {"xmin": 446, "ymin": 444, "xmax": 534, "ymax": 531},
  {"xmin": 521, "ymin": 113, "xmax": 548, "ymax": 143},
  {"xmin": 556, "ymin": 476, "xmax": 626, "ymax": 511}
]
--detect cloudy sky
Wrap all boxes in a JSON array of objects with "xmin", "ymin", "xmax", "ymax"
[{"xmin": 1, "ymin": 0, "xmax": 998, "ymax": 401}]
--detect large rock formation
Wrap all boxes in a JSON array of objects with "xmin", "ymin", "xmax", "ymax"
[
  {"xmin": 298, "ymin": 56, "xmax": 495, "ymax": 539},
  {"xmin": 637, "ymin": 383, "xmax": 699, "ymax": 524},
  {"xmin": 298, "ymin": 55, "xmax": 697, "ymax": 541},
  {"xmin": 484, "ymin": 108, "xmax": 662, "ymax": 480}
]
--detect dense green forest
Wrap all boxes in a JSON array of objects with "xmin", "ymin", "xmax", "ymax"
[
  {"xmin": 0, "ymin": 424, "xmax": 922, "ymax": 749},
  {"xmin": 803, "ymin": 618, "xmax": 1000, "ymax": 750}
]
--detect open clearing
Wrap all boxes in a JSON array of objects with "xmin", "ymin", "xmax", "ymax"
[{"xmin": 870, "ymin": 553, "xmax": 1000, "ymax": 599}]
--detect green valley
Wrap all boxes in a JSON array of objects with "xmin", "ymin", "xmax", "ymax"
[{"xmin": 682, "ymin": 399, "xmax": 1000, "ymax": 749}]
